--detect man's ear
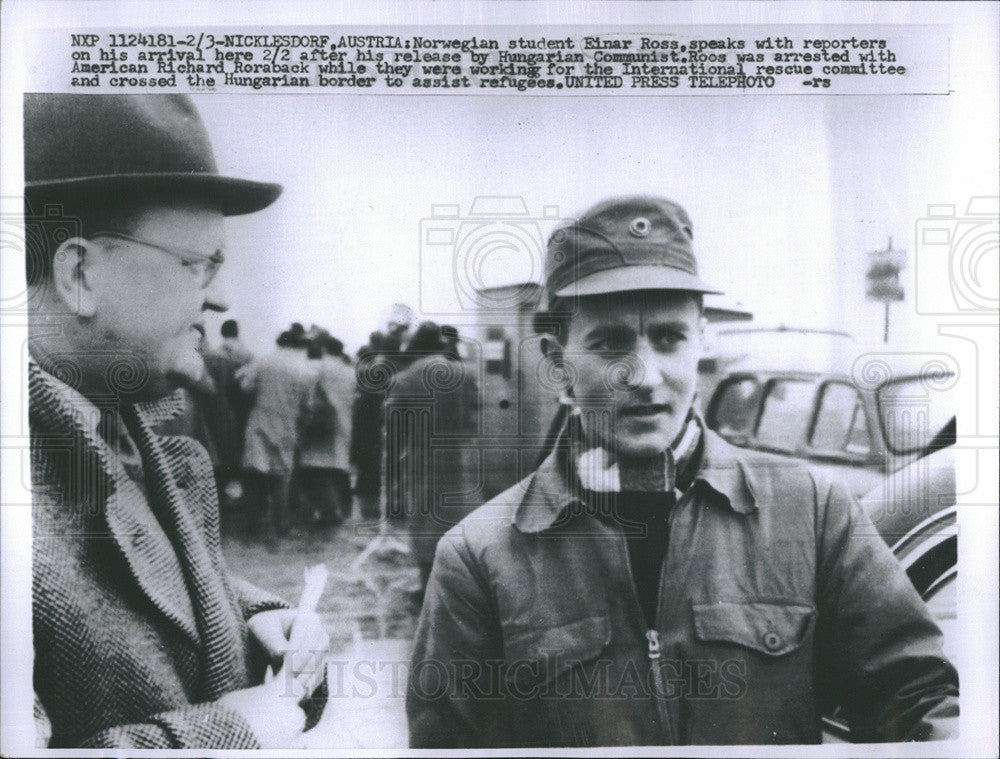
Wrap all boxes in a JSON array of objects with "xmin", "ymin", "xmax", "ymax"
[
  {"xmin": 539, "ymin": 333, "xmax": 565, "ymax": 362},
  {"xmin": 50, "ymin": 237, "xmax": 98, "ymax": 317},
  {"xmin": 539, "ymin": 334, "xmax": 575, "ymax": 399}
]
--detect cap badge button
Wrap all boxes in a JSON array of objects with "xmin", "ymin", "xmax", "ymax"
[
  {"xmin": 763, "ymin": 632, "xmax": 783, "ymax": 652},
  {"xmin": 628, "ymin": 217, "xmax": 651, "ymax": 238}
]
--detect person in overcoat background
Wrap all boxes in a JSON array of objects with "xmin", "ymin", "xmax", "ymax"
[
  {"xmin": 298, "ymin": 333, "xmax": 357, "ymax": 528},
  {"xmin": 238, "ymin": 329, "xmax": 315, "ymax": 537},
  {"xmin": 384, "ymin": 322, "xmax": 480, "ymax": 597},
  {"xmin": 24, "ymin": 94, "xmax": 328, "ymax": 749},
  {"xmin": 351, "ymin": 331, "xmax": 392, "ymax": 520},
  {"xmin": 201, "ymin": 320, "xmax": 254, "ymax": 511}
]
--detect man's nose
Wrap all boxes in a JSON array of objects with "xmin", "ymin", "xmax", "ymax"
[
  {"xmin": 625, "ymin": 339, "xmax": 666, "ymax": 391},
  {"xmin": 203, "ymin": 276, "xmax": 230, "ymax": 313}
]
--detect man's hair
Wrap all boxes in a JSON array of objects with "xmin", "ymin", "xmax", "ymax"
[
  {"xmin": 280, "ymin": 324, "xmax": 308, "ymax": 349},
  {"xmin": 536, "ymin": 290, "xmax": 704, "ymax": 345},
  {"xmin": 405, "ymin": 321, "xmax": 445, "ymax": 356},
  {"xmin": 220, "ymin": 319, "xmax": 239, "ymax": 338},
  {"xmin": 322, "ymin": 335, "xmax": 344, "ymax": 357}
]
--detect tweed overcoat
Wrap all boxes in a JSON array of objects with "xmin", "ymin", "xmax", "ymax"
[{"xmin": 29, "ymin": 360, "xmax": 290, "ymax": 748}]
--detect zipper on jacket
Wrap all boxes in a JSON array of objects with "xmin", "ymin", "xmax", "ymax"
[
  {"xmin": 645, "ymin": 628, "xmax": 675, "ymax": 743},
  {"xmin": 618, "ymin": 530, "xmax": 676, "ymax": 745},
  {"xmin": 647, "ymin": 487, "xmax": 693, "ymax": 745},
  {"xmin": 646, "ymin": 629, "xmax": 661, "ymax": 658}
]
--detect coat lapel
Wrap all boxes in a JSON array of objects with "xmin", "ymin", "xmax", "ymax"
[
  {"xmin": 29, "ymin": 361, "xmax": 200, "ymax": 646},
  {"xmin": 124, "ymin": 401, "xmax": 249, "ymax": 699},
  {"xmin": 103, "ymin": 471, "xmax": 200, "ymax": 645}
]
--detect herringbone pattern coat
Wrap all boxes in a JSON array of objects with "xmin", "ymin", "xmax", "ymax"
[{"xmin": 30, "ymin": 360, "xmax": 289, "ymax": 748}]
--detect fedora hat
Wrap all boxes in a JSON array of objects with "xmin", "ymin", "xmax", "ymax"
[{"xmin": 24, "ymin": 94, "xmax": 281, "ymax": 215}]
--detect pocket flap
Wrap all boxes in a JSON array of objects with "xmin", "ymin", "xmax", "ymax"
[
  {"xmin": 692, "ymin": 602, "xmax": 814, "ymax": 657},
  {"xmin": 505, "ymin": 614, "xmax": 611, "ymax": 681}
]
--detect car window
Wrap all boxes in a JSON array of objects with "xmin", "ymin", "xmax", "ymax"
[
  {"xmin": 810, "ymin": 382, "xmax": 871, "ymax": 456},
  {"xmin": 755, "ymin": 379, "xmax": 814, "ymax": 451},
  {"xmin": 710, "ymin": 377, "xmax": 762, "ymax": 438},
  {"xmin": 877, "ymin": 376, "xmax": 956, "ymax": 455}
]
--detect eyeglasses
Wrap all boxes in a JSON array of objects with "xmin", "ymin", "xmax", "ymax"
[{"xmin": 90, "ymin": 231, "xmax": 225, "ymax": 289}]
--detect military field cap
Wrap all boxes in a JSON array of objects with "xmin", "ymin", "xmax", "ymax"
[
  {"xmin": 24, "ymin": 94, "xmax": 281, "ymax": 215},
  {"xmin": 546, "ymin": 195, "xmax": 722, "ymax": 298}
]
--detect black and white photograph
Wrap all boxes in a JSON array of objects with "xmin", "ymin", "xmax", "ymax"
[{"xmin": 1, "ymin": 1, "xmax": 997, "ymax": 756}]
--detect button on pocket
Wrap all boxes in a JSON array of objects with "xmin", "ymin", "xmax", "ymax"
[
  {"xmin": 692, "ymin": 601, "xmax": 815, "ymax": 657},
  {"xmin": 762, "ymin": 631, "xmax": 783, "ymax": 652}
]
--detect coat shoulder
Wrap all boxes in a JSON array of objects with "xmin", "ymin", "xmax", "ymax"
[
  {"xmin": 737, "ymin": 443, "xmax": 824, "ymax": 487},
  {"xmin": 710, "ymin": 434, "xmax": 837, "ymax": 521},
  {"xmin": 439, "ymin": 477, "xmax": 528, "ymax": 554}
]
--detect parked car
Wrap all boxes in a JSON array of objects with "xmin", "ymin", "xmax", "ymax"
[{"xmin": 704, "ymin": 365, "xmax": 955, "ymax": 498}]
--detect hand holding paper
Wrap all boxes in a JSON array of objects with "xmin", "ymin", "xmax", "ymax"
[{"xmin": 254, "ymin": 564, "xmax": 330, "ymax": 696}]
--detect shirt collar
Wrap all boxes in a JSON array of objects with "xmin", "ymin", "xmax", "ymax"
[
  {"xmin": 694, "ymin": 427, "xmax": 760, "ymax": 515},
  {"xmin": 513, "ymin": 413, "xmax": 760, "ymax": 534}
]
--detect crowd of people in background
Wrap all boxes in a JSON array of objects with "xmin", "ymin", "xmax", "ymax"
[{"xmin": 169, "ymin": 308, "xmax": 479, "ymax": 568}]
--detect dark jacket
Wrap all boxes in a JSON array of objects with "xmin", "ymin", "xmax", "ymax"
[
  {"xmin": 30, "ymin": 361, "xmax": 290, "ymax": 748},
  {"xmin": 201, "ymin": 348, "xmax": 249, "ymax": 470},
  {"xmin": 299, "ymin": 356, "xmax": 356, "ymax": 471},
  {"xmin": 384, "ymin": 353, "xmax": 479, "ymax": 566},
  {"xmin": 407, "ymin": 427, "xmax": 958, "ymax": 746},
  {"xmin": 350, "ymin": 349, "xmax": 393, "ymax": 497}
]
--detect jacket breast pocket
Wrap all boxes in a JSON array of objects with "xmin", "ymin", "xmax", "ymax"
[
  {"xmin": 687, "ymin": 602, "xmax": 820, "ymax": 742},
  {"xmin": 502, "ymin": 615, "xmax": 617, "ymax": 746},
  {"xmin": 692, "ymin": 601, "xmax": 815, "ymax": 657},
  {"xmin": 504, "ymin": 614, "xmax": 612, "ymax": 687}
]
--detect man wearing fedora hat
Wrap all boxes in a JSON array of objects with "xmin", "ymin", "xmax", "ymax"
[
  {"xmin": 407, "ymin": 196, "xmax": 957, "ymax": 747},
  {"xmin": 24, "ymin": 94, "xmax": 328, "ymax": 748}
]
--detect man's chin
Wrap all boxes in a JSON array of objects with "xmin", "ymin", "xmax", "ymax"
[
  {"xmin": 612, "ymin": 431, "xmax": 675, "ymax": 459},
  {"xmin": 134, "ymin": 354, "xmax": 205, "ymax": 400},
  {"xmin": 165, "ymin": 356, "xmax": 207, "ymax": 389},
  {"xmin": 613, "ymin": 420, "xmax": 682, "ymax": 458}
]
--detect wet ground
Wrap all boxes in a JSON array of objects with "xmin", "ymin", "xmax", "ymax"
[{"xmin": 221, "ymin": 514, "xmax": 419, "ymax": 749}]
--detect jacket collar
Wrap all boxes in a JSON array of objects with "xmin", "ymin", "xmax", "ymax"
[
  {"xmin": 513, "ymin": 415, "xmax": 760, "ymax": 534},
  {"xmin": 29, "ymin": 359, "xmax": 200, "ymax": 645}
]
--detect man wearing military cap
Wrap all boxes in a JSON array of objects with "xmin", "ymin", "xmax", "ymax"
[
  {"xmin": 407, "ymin": 196, "xmax": 957, "ymax": 746},
  {"xmin": 24, "ymin": 95, "xmax": 328, "ymax": 749}
]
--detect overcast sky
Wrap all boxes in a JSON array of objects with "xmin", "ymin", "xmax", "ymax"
[{"xmin": 193, "ymin": 25, "xmax": 997, "ymax": 358}]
